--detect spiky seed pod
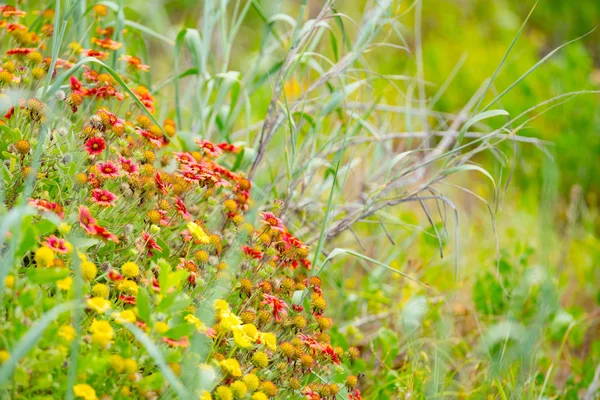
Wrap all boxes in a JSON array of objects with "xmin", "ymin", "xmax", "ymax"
[
  {"xmin": 15, "ymin": 139, "xmax": 30, "ymax": 155},
  {"xmin": 240, "ymin": 311, "xmax": 256, "ymax": 324}
]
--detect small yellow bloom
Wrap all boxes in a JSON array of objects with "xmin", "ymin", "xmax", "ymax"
[
  {"xmin": 185, "ymin": 314, "xmax": 208, "ymax": 333},
  {"xmin": 155, "ymin": 321, "xmax": 169, "ymax": 333},
  {"xmin": 91, "ymin": 283, "xmax": 109, "ymax": 298},
  {"xmin": 57, "ymin": 277, "xmax": 72, "ymax": 291},
  {"xmin": 124, "ymin": 358, "xmax": 137, "ymax": 373},
  {"xmin": 230, "ymin": 381, "xmax": 248, "ymax": 397},
  {"xmin": 258, "ymin": 332, "xmax": 277, "ymax": 351},
  {"xmin": 73, "ymin": 383, "xmax": 98, "ymax": 400},
  {"xmin": 118, "ymin": 279, "xmax": 138, "ymax": 294},
  {"xmin": 89, "ymin": 319, "xmax": 113, "ymax": 348},
  {"xmin": 251, "ymin": 392, "xmax": 268, "ymax": 400},
  {"xmin": 233, "ymin": 324, "xmax": 258, "ymax": 348},
  {"xmin": 109, "ymin": 354, "xmax": 125, "ymax": 373},
  {"xmin": 59, "ymin": 325, "xmax": 76, "ymax": 342},
  {"xmin": 81, "ymin": 261, "xmax": 97, "ymax": 282},
  {"xmin": 121, "ymin": 261, "xmax": 139, "ymax": 278},
  {"xmin": 219, "ymin": 358, "xmax": 242, "ymax": 377},
  {"xmin": 87, "ymin": 297, "xmax": 111, "ymax": 314},
  {"xmin": 199, "ymin": 391, "xmax": 212, "ymax": 400},
  {"xmin": 58, "ymin": 223, "xmax": 71, "ymax": 234},
  {"xmin": 4, "ymin": 275, "xmax": 14, "ymax": 289},
  {"xmin": 0, "ymin": 350, "xmax": 10, "ymax": 364},
  {"xmin": 35, "ymin": 247, "xmax": 55, "ymax": 267},
  {"xmin": 242, "ymin": 374, "xmax": 260, "ymax": 391},
  {"xmin": 114, "ymin": 310, "xmax": 136, "ymax": 324},
  {"xmin": 213, "ymin": 299, "xmax": 230, "ymax": 314},
  {"xmin": 187, "ymin": 221, "xmax": 210, "ymax": 244}
]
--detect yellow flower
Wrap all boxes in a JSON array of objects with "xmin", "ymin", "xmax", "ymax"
[
  {"xmin": 187, "ymin": 221, "xmax": 210, "ymax": 244},
  {"xmin": 109, "ymin": 354, "xmax": 125, "ymax": 373},
  {"xmin": 251, "ymin": 392, "xmax": 268, "ymax": 400},
  {"xmin": 59, "ymin": 325, "xmax": 76, "ymax": 342},
  {"xmin": 155, "ymin": 321, "xmax": 169, "ymax": 333},
  {"xmin": 35, "ymin": 247, "xmax": 55, "ymax": 267},
  {"xmin": 81, "ymin": 261, "xmax": 97, "ymax": 282},
  {"xmin": 199, "ymin": 391, "xmax": 212, "ymax": 400},
  {"xmin": 114, "ymin": 310, "xmax": 136, "ymax": 324},
  {"xmin": 58, "ymin": 223, "xmax": 71, "ymax": 234},
  {"xmin": 258, "ymin": 332, "xmax": 277, "ymax": 351},
  {"xmin": 0, "ymin": 350, "xmax": 10, "ymax": 364},
  {"xmin": 233, "ymin": 324, "xmax": 258, "ymax": 348},
  {"xmin": 215, "ymin": 386, "xmax": 233, "ymax": 400},
  {"xmin": 87, "ymin": 297, "xmax": 111, "ymax": 314},
  {"xmin": 213, "ymin": 299, "xmax": 230, "ymax": 314},
  {"xmin": 89, "ymin": 319, "xmax": 113, "ymax": 348},
  {"xmin": 118, "ymin": 279, "xmax": 138, "ymax": 294},
  {"xmin": 121, "ymin": 261, "xmax": 139, "ymax": 278},
  {"xmin": 124, "ymin": 358, "xmax": 137, "ymax": 373},
  {"xmin": 77, "ymin": 251, "xmax": 88, "ymax": 263},
  {"xmin": 230, "ymin": 381, "xmax": 248, "ymax": 398},
  {"xmin": 73, "ymin": 383, "xmax": 98, "ymax": 400},
  {"xmin": 185, "ymin": 314, "xmax": 207, "ymax": 333},
  {"xmin": 4, "ymin": 275, "xmax": 14, "ymax": 289},
  {"xmin": 219, "ymin": 358, "xmax": 242, "ymax": 377},
  {"xmin": 91, "ymin": 283, "xmax": 109, "ymax": 298},
  {"xmin": 242, "ymin": 374, "xmax": 259, "ymax": 391},
  {"xmin": 57, "ymin": 277, "xmax": 72, "ymax": 291}
]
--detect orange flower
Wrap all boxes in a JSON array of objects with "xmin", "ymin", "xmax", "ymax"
[
  {"xmin": 120, "ymin": 55, "xmax": 149, "ymax": 72},
  {"xmin": 91, "ymin": 37, "xmax": 122, "ymax": 51}
]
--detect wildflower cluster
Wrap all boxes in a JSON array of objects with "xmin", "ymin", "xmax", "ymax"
[{"xmin": 0, "ymin": 4, "xmax": 362, "ymax": 399}]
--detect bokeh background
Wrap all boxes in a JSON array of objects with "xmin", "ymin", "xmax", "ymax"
[{"xmin": 114, "ymin": 0, "xmax": 600, "ymax": 397}]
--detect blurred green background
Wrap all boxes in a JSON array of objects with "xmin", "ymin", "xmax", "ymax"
[{"xmin": 120, "ymin": 0, "xmax": 600, "ymax": 397}]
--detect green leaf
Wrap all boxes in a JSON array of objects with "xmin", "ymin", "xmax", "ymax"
[
  {"xmin": 0, "ymin": 302, "xmax": 76, "ymax": 385},
  {"xmin": 165, "ymin": 323, "xmax": 194, "ymax": 340},
  {"xmin": 26, "ymin": 268, "xmax": 70, "ymax": 285},
  {"xmin": 455, "ymin": 109, "xmax": 509, "ymax": 147},
  {"xmin": 136, "ymin": 287, "xmax": 152, "ymax": 323},
  {"xmin": 122, "ymin": 323, "xmax": 189, "ymax": 398}
]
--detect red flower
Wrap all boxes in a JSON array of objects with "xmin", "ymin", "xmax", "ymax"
[
  {"xmin": 97, "ymin": 161, "xmax": 120, "ymax": 178},
  {"xmin": 173, "ymin": 152, "xmax": 197, "ymax": 165},
  {"xmin": 155, "ymin": 172, "xmax": 171, "ymax": 195},
  {"xmin": 303, "ymin": 387, "xmax": 322, "ymax": 400},
  {"xmin": 348, "ymin": 389, "xmax": 362, "ymax": 400},
  {"xmin": 83, "ymin": 49, "xmax": 108, "ymax": 60},
  {"xmin": 108, "ymin": 269, "xmax": 123, "ymax": 281},
  {"xmin": 85, "ymin": 137, "xmax": 105, "ymax": 155},
  {"xmin": 260, "ymin": 212, "xmax": 285, "ymax": 233},
  {"xmin": 6, "ymin": 47, "xmax": 36, "ymax": 55},
  {"xmin": 194, "ymin": 139, "xmax": 222, "ymax": 158},
  {"xmin": 78, "ymin": 206, "xmax": 97, "ymax": 234},
  {"xmin": 175, "ymin": 197, "xmax": 191, "ymax": 221},
  {"xmin": 261, "ymin": 293, "xmax": 288, "ymax": 322},
  {"xmin": 292, "ymin": 304, "xmax": 305, "ymax": 312},
  {"xmin": 162, "ymin": 336, "xmax": 189, "ymax": 348},
  {"xmin": 29, "ymin": 199, "xmax": 64, "ymax": 219},
  {"xmin": 119, "ymin": 156, "xmax": 139, "ymax": 175},
  {"xmin": 178, "ymin": 166, "xmax": 203, "ymax": 183},
  {"xmin": 119, "ymin": 295, "xmax": 136, "ymax": 305},
  {"xmin": 91, "ymin": 37, "xmax": 122, "ymax": 51},
  {"xmin": 142, "ymin": 231, "xmax": 162, "ymax": 256},
  {"xmin": 242, "ymin": 245, "xmax": 262, "ymax": 260},
  {"xmin": 91, "ymin": 188, "xmax": 117, "ymax": 207},
  {"xmin": 120, "ymin": 55, "xmax": 149, "ymax": 72},
  {"xmin": 44, "ymin": 235, "xmax": 71, "ymax": 254},
  {"xmin": 93, "ymin": 225, "xmax": 119, "ymax": 243},
  {"xmin": 217, "ymin": 142, "xmax": 241, "ymax": 153},
  {"xmin": 1, "ymin": 6, "xmax": 26, "ymax": 18}
]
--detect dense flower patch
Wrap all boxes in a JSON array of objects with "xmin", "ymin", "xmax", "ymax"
[{"xmin": 0, "ymin": 4, "xmax": 362, "ymax": 399}]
